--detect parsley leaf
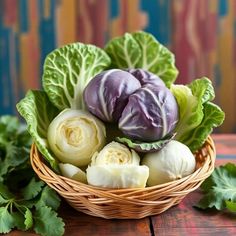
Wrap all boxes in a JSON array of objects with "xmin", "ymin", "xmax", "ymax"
[
  {"xmin": 34, "ymin": 206, "xmax": 65, "ymax": 236},
  {"xmin": 35, "ymin": 186, "xmax": 61, "ymax": 211},
  {"xmin": 11, "ymin": 212, "xmax": 25, "ymax": 230},
  {"xmin": 0, "ymin": 207, "xmax": 15, "ymax": 233},
  {"xmin": 24, "ymin": 207, "xmax": 33, "ymax": 230},
  {"xmin": 0, "ymin": 115, "xmax": 65, "ymax": 236},
  {"xmin": 21, "ymin": 177, "xmax": 45, "ymax": 200},
  {"xmin": 196, "ymin": 163, "xmax": 236, "ymax": 211}
]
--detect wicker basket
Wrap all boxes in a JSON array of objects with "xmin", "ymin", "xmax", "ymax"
[{"xmin": 30, "ymin": 136, "xmax": 215, "ymax": 219}]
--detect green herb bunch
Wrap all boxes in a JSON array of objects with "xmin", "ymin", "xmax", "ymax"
[{"xmin": 0, "ymin": 115, "xmax": 65, "ymax": 236}]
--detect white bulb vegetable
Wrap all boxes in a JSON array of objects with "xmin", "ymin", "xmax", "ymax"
[
  {"xmin": 87, "ymin": 142, "xmax": 149, "ymax": 188},
  {"xmin": 48, "ymin": 108, "xmax": 106, "ymax": 166},
  {"xmin": 142, "ymin": 140, "xmax": 196, "ymax": 186},
  {"xmin": 59, "ymin": 163, "xmax": 87, "ymax": 184}
]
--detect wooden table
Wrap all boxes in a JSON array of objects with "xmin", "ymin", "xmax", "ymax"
[{"xmin": 7, "ymin": 135, "xmax": 236, "ymax": 236}]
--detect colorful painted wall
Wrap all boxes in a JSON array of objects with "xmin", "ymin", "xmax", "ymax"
[{"xmin": 0, "ymin": 0, "xmax": 235, "ymax": 132}]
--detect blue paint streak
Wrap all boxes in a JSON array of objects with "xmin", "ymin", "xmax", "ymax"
[
  {"xmin": 19, "ymin": 0, "xmax": 29, "ymax": 32},
  {"xmin": 14, "ymin": 34, "xmax": 24, "ymax": 100},
  {"xmin": 38, "ymin": 0, "xmax": 56, "ymax": 85},
  {"xmin": 217, "ymin": 154, "xmax": 236, "ymax": 159},
  {"xmin": 218, "ymin": 0, "xmax": 228, "ymax": 17},
  {"xmin": 140, "ymin": 0, "xmax": 171, "ymax": 45},
  {"xmin": 0, "ymin": 26, "xmax": 14, "ymax": 115},
  {"xmin": 109, "ymin": 0, "xmax": 119, "ymax": 19}
]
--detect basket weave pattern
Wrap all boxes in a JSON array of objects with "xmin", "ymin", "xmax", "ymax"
[{"xmin": 30, "ymin": 136, "xmax": 215, "ymax": 219}]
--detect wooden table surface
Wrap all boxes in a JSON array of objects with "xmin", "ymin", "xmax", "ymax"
[{"xmin": 6, "ymin": 134, "xmax": 236, "ymax": 236}]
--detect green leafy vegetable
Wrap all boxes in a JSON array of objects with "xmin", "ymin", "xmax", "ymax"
[
  {"xmin": 0, "ymin": 115, "xmax": 64, "ymax": 236},
  {"xmin": 196, "ymin": 163, "xmax": 236, "ymax": 212},
  {"xmin": 188, "ymin": 77, "xmax": 215, "ymax": 103},
  {"xmin": 0, "ymin": 183, "xmax": 64, "ymax": 235},
  {"xmin": 0, "ymin": 207, "xmax": 15, "ymax": 233},
  {"xmin": 184, "ymin": 102, "xmax": 225, "ymax": 152},
  {"xmin": 0, "ymin": 116, "xmax": 31, "ymax": 182},
  {"xmin": 43, "ymin": 42, "xmax": 111, "ymax": 110},
  {"xmin": 24, "ymin": 208, "xmax": 33, "ymax": 230},
  {"xmin": 116, "ymin": 133, "xmax": 175, "ymax": 153},
  {"xmin": 34, "ymin": 206, "xmax": 65, "ymax": 236},
  {"xmin": 105, "ymin": 31, "xmax": 178, "ymax": 87},
  {"xmin": 21, "ymin": 177, "xmax": 45, "ymax": 200},
  {"xmin": 171, "ymin": 77, "xmax": 225, "ymax": 152},
  {"xmin": 16, "ymin": 90, "xmax": 60, "ymax": 171},
  {"xmin": 35, "ymin": 186, "xmax": 61, "ymax": 211},
  {"xmin": 171, "ymin": 84, "xmax": 204, "ymax": 143}
]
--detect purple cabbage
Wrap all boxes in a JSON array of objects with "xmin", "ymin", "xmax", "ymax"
[
  {"xmin": 126, "ymin": 68, "xmax": 165, "ymax": 87},
  {"xmin": 118, "ymin": 85, "xmax": 179, "ymax": 141},
  {"xmin": 83, "ymin": 69, "xmax": 141, "ymax": 122}
]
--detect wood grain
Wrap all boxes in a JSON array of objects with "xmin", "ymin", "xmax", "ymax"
[
  {"xmin": 59, "ymin": 202, "xmax": 151, "ymax": 236},
  {"xmin": 151, "ymin": 190, "xmax": 236, "ymax": 236}
]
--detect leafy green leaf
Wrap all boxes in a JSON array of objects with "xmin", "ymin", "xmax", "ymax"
[
  {"xmin": 35, "ymin": 186, "xmax": 61, "ymax": 211},
  {"xmin": 11, "ymin": 212, "xmax": 25, "ymax": 231},
  {"xmin": 171, "ymin": 84, "xmax": 204, "ymax": 145},
  {"xmin": 171, "ymin": 78, "xmax": 225, "ymax": 152},
  {"xmin": 0, "ymin": 145, "xmax": 29, "ymax": 180},
  {"xmin": 185, "ymin": 102, "xmax": 225, "ymax": 152},
  {"xmin": 188, "ymin": 77, "xmax": 215, "ymax": 103},
  {"xmin": 225, "ymin": 200, "xmax": 236, "ymax": 212},
  {"xmin": 0, "ymin": 195, "xmax": 9, "ymax": 205},
  {"xmin": 21, "ymin": 178, "xmax": 45, "ymax": 200},
  {"xmin": 196, "ymin": 163, "xmax": 236, "ymax": 211},
  {"xmin": 0, "ymin": 114, "xmax": 64, "ymax": 235},
  {"xmin": 0, "ymin": 183, "xmax": 14, "ymax": 199},
  {"xmin": 16, "ymin": 90, "xmax": 60, "ymax": 171},
  {"xmin": 0, "ymin": 115, "xmax": 32, "ymax": 182},
  {"xmin": 11, "ymin": 205, "xmax": 33, "ymax": 231},
  {"xmin": 105, "ymin": 33, "xmax": 141, "ymax": 68},
  {"xmin": 0, "ymin": 207, "xmax": 15, "ymax": 233},
  {"xmin": 34, "ymin": 206, "xmax": 65, "ymax": 236},
  {"xmin": 116, "ymin": 133, "xmax": 175, "ymax": 152},
  {"xmin": 0, "ymin": 115, "xmax": 19, "ymax": 138},
  {"xmin": 43, "ymin": 42, "xmax": 111, "ymax": 110},
  {"xmin": 24, "ymin": 208, "xmax": 33, "ymax": 230},
  {"xmin": 105, "ymin": 31, "xmax": 178, "ymax": 87}
]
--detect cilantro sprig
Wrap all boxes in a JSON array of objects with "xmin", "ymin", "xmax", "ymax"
[
  {"xmin": 0, "ymin": 115, "xmax": 65, "ymax": 235},
  {"xmin": 196, "ymin": 162, "xmax": 236, "ymax": 213}
]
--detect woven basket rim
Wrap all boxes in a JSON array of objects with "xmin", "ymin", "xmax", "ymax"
[
  {"xmin": 30, "ymin": 136, "xmax": 216, "ymax": 192},
  {"xmin": 30, "ymin": 136, "xmax": 216, "ymax": 219}
]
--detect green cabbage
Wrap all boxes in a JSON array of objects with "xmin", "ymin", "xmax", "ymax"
[
  {"xmin": 43, "ymin": 43, "xmax": 111, "ymax": 110},
  {"xmin": 105, "ymin": 31, "xmax": 178, "ymax": 87},
  {"xmin": 171, "ymin": 78, "xmax": 225, "ymax": 152},
  {"xmin": 16, "ymin": 90, "xmax": 60, "ymax": 171}
]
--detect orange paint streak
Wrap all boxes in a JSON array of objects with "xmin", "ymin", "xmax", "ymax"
[
  {"xmin": 110, "ymin": 0, "xmax": 147, "ymax": 38},
  {"xmin": 56, "ymin": 0, "xmax": 77, "ymax": 46},
  {"xmin": 44, "ymin": 0, "xmax": 50, "ymax": 19},
  {"xmin": 19, "ymin": 0, "xmax": 40, "ymax": 91}
]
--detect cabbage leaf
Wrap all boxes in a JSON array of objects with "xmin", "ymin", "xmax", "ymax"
[
  {"xmin": 105, "ymin": 31, "xmax": 178, "ymax": 87},
  {"xmin": 171, "ymin": 77, "xmax": 225, "ymax": 152},
  {"xmin": 116, "ymin": 133, "xmax": 175, "ymax": 153},
  {"xmin": 16, "ymin": 90, "xmax": 60, "ymax": 171},
  {"xmin": 43, "ymin": 43, "xmax": 111, "ymax": 110},
  {"xmin": 184, "ymin": 102, "xmax": 224, "ymax": 152}
]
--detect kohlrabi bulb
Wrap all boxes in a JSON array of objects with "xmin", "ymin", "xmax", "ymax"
[
  {"xmin": 47, "ymin": 108, "xmax": 106, "ymax": 167},
  {"xmin": 142, "ymin": 140, "xmax": 196, "ymax": 186}
]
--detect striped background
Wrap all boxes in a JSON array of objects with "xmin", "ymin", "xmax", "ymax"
[{"xmin": 0, "ymin": 0, "xmax": 235, "ymax": 133}]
